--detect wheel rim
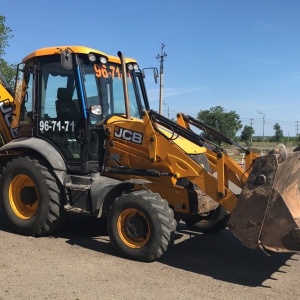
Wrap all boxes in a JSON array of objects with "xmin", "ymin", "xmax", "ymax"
[
  {"xmin": 9, "ymin": 174, "xmax": 38, "ymax": 219},
  {"xmin": 117, "ymin": 208, "xmax": 150, "ymax": 248}
]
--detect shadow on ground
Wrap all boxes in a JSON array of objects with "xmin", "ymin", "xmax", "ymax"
[
  {"xmin": 161, "ymin": 223, "xmax": 297, "ymax": 287},
  {"xmin": 0, "ymin": 215, "xmax": 297, "ymax": 287}
]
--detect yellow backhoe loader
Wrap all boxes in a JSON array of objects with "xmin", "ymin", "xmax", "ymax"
[{"xmin": 0, "ymin": 45, "xmax": 299, "ymax": 262}]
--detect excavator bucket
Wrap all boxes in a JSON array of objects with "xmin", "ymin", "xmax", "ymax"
[{"xmin": 228, "ymin": 146, "xmax": 300, "ymax": 253}]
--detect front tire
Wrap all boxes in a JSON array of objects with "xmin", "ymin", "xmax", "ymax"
[
  {"xmin": 107, "ymin": 190, "xmax": 175, "ymax": 262},
  {"xmin": 0, "ymin": 156, "xmax": 65, "ymax": 236}
]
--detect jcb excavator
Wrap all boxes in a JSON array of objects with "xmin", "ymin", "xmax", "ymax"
[{"xmin": 0, "ymin": 45, "xmax": 300, "ymax": 262}]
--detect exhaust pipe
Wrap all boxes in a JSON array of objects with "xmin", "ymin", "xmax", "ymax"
[{"xmin": 117, "ymin": 51, "xmax": 131, "ymax": 120}]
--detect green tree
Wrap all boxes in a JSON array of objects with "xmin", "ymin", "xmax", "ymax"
[
  {"xmin": 241, "ymin": 125, "xmax": 255, "ymax": 146},
  {"xmin": 0, "ymin": 15, "xmax": 15, "ymax": 86},
  {"xmin": 273, "ymin": 123, "xmax": 284, "ymax": 144},
  {"xmin": 197, "ymin": 106, "xmax": 242, "ymax": 145}
]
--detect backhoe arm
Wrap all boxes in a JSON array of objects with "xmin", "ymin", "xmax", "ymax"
[{"xmin": 0, "ymin": 72, "xmax": 17, "ymax": 144}]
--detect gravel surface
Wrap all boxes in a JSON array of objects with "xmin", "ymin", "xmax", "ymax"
[{"xmin": 1, "ymin": 215, "xmax": 300, "ymax": 300}]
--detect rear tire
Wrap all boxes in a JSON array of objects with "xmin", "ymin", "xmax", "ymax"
[
  {"xmin": 107, "ymin": 190, "xmax": 175, "ymax": 262},
  {"xmin": 0, "ymin": 156, "xmax": 65, "ymax": 236}
]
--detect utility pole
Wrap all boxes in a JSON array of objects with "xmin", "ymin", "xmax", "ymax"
[
  {"xmin": 296, "ymin": 121, "xmax": 300, "ymax": 137},
  {"xmin": 249, "ymin": 118, "xmax": 254, "ymax": 144},
  {"xmin": 296, "ymin": 121, "xmax": 300, "ymax": 145},
  {"xmin": 163, "ymin": 101, "xmax": 170, "ymax": 118},
  {"xmin": 257, "ymin": 110, "xmax": 265, "ymax": 148},
  {"xmin": 156, "ymin": 43, "xmax": 167, "ymax": 115}
]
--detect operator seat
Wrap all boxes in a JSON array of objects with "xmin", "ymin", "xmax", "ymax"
[{"xmin": 55, "ymin": 87, "xmax": 80, "ymax": 119}]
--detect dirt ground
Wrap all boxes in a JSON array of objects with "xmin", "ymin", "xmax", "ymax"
[{"xmin": 1, "ymin": 215, "xmax": 300, "ymax": 300}]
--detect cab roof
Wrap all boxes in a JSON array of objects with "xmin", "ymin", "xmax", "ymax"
[{"xmin": 22, "ymin": 45, "xmax": 137, "ymax": 64}]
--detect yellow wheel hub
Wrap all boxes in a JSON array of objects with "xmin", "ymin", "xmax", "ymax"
[
  {"xmin": 117, "ymin": 208, "xmax": 150, "ymax": 248},
  {"xmin": 9, "ymin": 174, "xmax": 38, "ymax": 219}
]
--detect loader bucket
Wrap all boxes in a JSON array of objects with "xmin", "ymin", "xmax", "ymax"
[{"xmin": 228, "ymin": 148, "xmax": 300, "ymax": 253}]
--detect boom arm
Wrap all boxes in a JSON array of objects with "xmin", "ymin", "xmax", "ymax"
[
  {"xmin": 176, "ymin": 112, "xmax": 260, "ymax": 171},
  {"xmin": 147, "ymin": 109, "xmax": 252, "ymax": 186}
]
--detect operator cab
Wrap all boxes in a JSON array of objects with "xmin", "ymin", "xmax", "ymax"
[{"xmin": 13, "ymin": 46, "xmax": 150, "ymax": 174}]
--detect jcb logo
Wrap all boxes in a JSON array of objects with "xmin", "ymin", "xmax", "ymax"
[
  {"xmin": 114, "ymin": 126, "xmax": 143, "ymax": 144},
  {"xmin": 0, "ymin": 101, "xmax": 17, "ymax": 138}
]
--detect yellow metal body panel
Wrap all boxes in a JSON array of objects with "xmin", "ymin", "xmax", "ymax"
[
  {"xmin": 104, "ymin": 116, "xmax": 190, "ymax": 213},
  {"xmin": 157, "ymin": 125, "xmax": 206, "ymax": 155},
  {"xmin": 104, "ymin": 113, "xmax": 239, "ymax": 213}
]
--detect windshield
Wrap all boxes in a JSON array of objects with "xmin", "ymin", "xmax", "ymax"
[{"xmin": 81, "ymin": 61, "xmax": 143, "ymax": 123}]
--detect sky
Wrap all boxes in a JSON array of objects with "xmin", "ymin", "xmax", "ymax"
[{"xmin": 2, "ymin": 0, "xmax": 300, "ymax": 137}]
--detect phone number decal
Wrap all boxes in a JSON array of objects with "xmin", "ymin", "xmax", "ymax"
[
  {"xmin": 39, "ymin": 120, "xmax": 75, "ymax": 132},
  {"xmin": 94, "ymin": 64, "xmax": 122, "ymax": 78},
  {"xmin": 93, "ymin": 64, "xmax": 131, "ymax": 81}
]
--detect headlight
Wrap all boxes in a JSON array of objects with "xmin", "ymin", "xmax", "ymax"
[
  {"xmin": 100, "ymin": 56, "xmax": 107, "ymax": 64},
  {"xmin": 127, "ymin": 63, "xmax": 139, "ymax": 71},
  {"xmin": 90, "ymin": 105, "xmax": 102, "ymax": 116},
  {"xmin": 88, "ymin": 53, "xmax": 96, "ymax": 62}
]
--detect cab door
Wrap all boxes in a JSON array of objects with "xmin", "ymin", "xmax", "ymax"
[{"xmin": 37, "ymin": 57, "xmax": 84, "ymax": 162}]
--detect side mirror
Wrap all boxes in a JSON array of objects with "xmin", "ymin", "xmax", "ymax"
[
  {"xmin": 60, "ymin": 49, "xmax": 73, "ymax": 70},
  {"xmin": 142, "ymin": 67, "xmax": 159, "ymax": 84}
]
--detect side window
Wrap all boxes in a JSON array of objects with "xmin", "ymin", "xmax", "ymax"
[
  {"xmin": 41, "ymin": 74, "xmax": 79, "ymax": 119},
  {"xmin": 84, "ymin": 72, "xmax": 103, "ymax": 124},
  {"xmin": 42, "ymin": 74, "xmax": 68, "ymax": 118},
  {"xmin": 111, "ymin": 75, "xmax": 139, "ymax": 118},
  {"xmin": 128, "ymin": 79, "xmax": 139, "ymax": 118},
  {"xmin": 19, "ymin": 71, "xmax": 34, "ymax": 126},
  {"xmin": 135, "ymin": 75, "xmax": 147, "ymax": 113},
  {"xmin": 112, "ymin": 78, "xmax": 126, "ymax": 114}
]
